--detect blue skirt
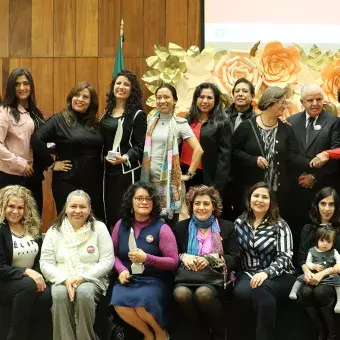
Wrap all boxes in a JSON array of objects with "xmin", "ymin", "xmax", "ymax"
[{"xmin": 110, "ymin": 275, "xmax": 171, "ymax": 328}]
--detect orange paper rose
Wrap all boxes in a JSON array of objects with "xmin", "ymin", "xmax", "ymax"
[
  {"xmin": 259, "ymin": 42, "xmax": 301, "ymax": 88},
  {"xmin": 321, "ymin": 59, "xmax": 340, "ymax": 104}
]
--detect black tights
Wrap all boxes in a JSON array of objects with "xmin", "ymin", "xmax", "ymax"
[{"xmin": 173, "ymin": 285, "xmax": 224, "ymax": 337}]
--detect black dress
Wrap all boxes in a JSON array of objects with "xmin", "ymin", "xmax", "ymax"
[{"xmin": 31, "ymin": 112, "xmax": 104, "ymax": 218}]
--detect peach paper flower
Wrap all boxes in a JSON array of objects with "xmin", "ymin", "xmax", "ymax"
[
  {"xmin": 321, "ymin": 59, "xmax": 340, "ymax": 105},
  {"xmin": 259, "ymin": 42, "xmax": 301, "ymax": 88}
]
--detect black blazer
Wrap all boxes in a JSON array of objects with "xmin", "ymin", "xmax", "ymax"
[
  {"xmin": 174, "ymin": 218, "xmax": 240, "ymax": 273},
  {"xmin": 231, "ymin": 117, "xmax": 310, "ymax": 192},
  {"xmin": 0, "ymin": 221, "xmax": 42, "ymax": 288},
  {"xmin": 287, "ymin": 110, "xmax": 340, "ymax": 186},
  {"xmin": 225, "ymin": 103, "xmax": 256, "ymax": 130},
  {"xmin": 198, "ymin": 117, "xmax": 232, "ymax": 191}
]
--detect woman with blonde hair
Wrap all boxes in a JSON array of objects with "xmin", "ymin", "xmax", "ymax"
[{"xmin": 0, "ymin": 185, "xmax": 51, "ymax": 340}]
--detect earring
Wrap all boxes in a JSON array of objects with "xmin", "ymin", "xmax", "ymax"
[{"xmin": 131, "ymin": 208, "xmax": 134, "ymax": 215}]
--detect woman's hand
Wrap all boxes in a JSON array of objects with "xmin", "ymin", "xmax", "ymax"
[
  {"xmin": 64, "ymin": 278, "xmax": 76, "ymax": 301},
  {"xmin": 24, "ymin": 268, "xmax": 46, "ymax": 292},
  {"xmin": 311, "ymin": 272, "xmax": 325, "ymax": 286},
  {"xmin": 250, "ymin": 272, "xmax": 268, "ymax": 288},
  {"xmin": 257, "ymin": 157, "xmax": 269, "ymax": 169},
  {"xmin": 53, "ymin": 160, "xmax": 72, "ymax": 172},
  {"xmin": 333, "ymin": 263, "xmax": 340, "ymax": 274},
  {"xmin": 314, "ymin": 264, "xmax": 324, "ymax": 272},
  {"xmin": 181, "ymin": 254, "xmax": 198, "ymax": 271},
  {"xmin": 310, "ymin": 152, "xmax": 329, "ymax": 168},
  {"xmin": 194, "ymin": 256, "xmax": 209, "ymax": 271},
  {"xmin": 23, "ymin": 163, "xmax": 34, "ymax": 177},
  {"xmin": 128, "ymin": 249, "xmax": 147, "ymax": 263},
  {"xmin": 181, "ymin": 174, "xmax": 191, "ymax": 182},
  {"xmin": 69, "ymin": 275, "xmax": 85, "ymax": 289},
  {"xmin": 105, "ymin": 153, "xmax": 127, "ymax": 166},
  {"xmin": 118, "ymin": 270, "xmax": 131, "ymax": 285},
  {"xmin": 303, "ymin": 271, "xmax": 316, "ymax": 285}
]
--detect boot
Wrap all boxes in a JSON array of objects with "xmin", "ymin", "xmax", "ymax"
[
  {"xmin": 305, "ymin": 306, "xmax": 326, "ymax": 340},
  {"xmin": 319, "ymin": 301, "xmax": 337, "ymax": 340}
]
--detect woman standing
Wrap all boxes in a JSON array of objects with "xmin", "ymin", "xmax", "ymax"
[
  {"xmin": 233, "ymin": 182, "xmax": 295, "ymax": 340},
  {"xmin": 180, "ymin": 83, "xmax": 232, "ymax": 194},
  {"xmin": 31, "ymin": 82, "xmax": 104, "ymax": 218},
  {"xmin": 110, "ymin": 182, "xmax": 178, "ymax": 340},
  {"xmin": 0, "ymin": 185, "xmax": 51, "ymax": 340},
  {"xmin": 100, "ymin": 70, "xmax": 147, "ymax": 228},
  {"xmin": 231, "ymin": 86, "xmax": 309, "ymax": 219},
  {"xmin": 173, "ymin": 185, "xmax": 240, "ymax": 340},
  {"xmin": 0, "ymin": 68, "xmax": 45, "ymax": 213},
  {"xmin": 40, "ymin": 190, "xmax": 114, "ymax": 340},
  {"xmin": 141, "ymin": 84, "xmax": 203, "ymax": 226},
  {"xmin": 297, "ymin": 187, "xmax": 340, "ymax": 340}
]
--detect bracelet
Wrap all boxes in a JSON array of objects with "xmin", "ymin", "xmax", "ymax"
[
  {"xmin": 49, "ymin": 162, "xmax": 56, "ymax": 171},
  {"xmin": 186, "ymin": 171, "xmax": 195, "ymax": 179}
]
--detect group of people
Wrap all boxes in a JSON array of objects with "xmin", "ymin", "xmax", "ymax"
[{"xmin": 1, "ymin": 66, "xmax": 340, "ymax": 340}]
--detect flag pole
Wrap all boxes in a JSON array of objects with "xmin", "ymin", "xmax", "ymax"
[{"xmin": 113, "ymin": 19, "xmax": 125, "ymax": 78}]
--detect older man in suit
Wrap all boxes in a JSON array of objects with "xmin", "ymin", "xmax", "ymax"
[{"xmin": 287, "ymin": 84, "xmax": 340, "ymax": 245}]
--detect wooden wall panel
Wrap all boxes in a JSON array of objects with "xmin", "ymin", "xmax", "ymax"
[
  {"xmin": 76, "ymin": 0, "xmax": 98, "ymax": 57},
  {"xmin": 41, "ymin": 171, "xmax": 55, "ymax": 232},
  {"xmin": 32, "ymin": 0, "xmax": 53, "ymax": 57},
  {"xmin": 0, "ymin": 1, "xmax": 9, "ymax": 57},
  {"xmin": 121, "ymin": 0, "xmax": 144, "ymax": 57},
  {"xmin": 9, "ymin": 0, "xmax": 32, "ymax": 57},
  {"xmin": 166, "ymin": 0, "xmax": 188, "ymax": 48},
  {"xmin": 54, "ymin": 0, "xmax": 76, "ymax": 57},
  {"xmin": 188, "ymin": 0, "xmax": 202, "ymax": 48},
  {"xmin": 98, "ymin": 0, "xmax": 121, "ymax": 57},
  {"xmin": 0, "ymin": 59, "xmax": 9, "ymax": 98},
  {"xmin": 98, "ymin": 58, "xmax": 114, "ymax": 115},
  {"xmin": 53, "ymin": 58, "xmax": 75, "ymax": 113},
  {"xmin": 9, "ymin": 58, "xmax": 32, "ymax": 72},
  {"xmin": 143, "ymin": 0, "xmax": 166, "ymax": 56},
  {"xmin": 75, "ymin": 58, "xmax": 98, "ymax": 90},
  {"xmin": 31, "ymin": 58, "xmax": 54, "ymax": 117}
]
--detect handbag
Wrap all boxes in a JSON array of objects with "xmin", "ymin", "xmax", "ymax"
[{"xmin": 175, "ymin": 254, "xmax": 227, "ymax": 289}]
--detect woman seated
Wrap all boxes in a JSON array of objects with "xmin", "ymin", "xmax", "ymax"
[
  {"xmin": 0, "ymin": 185, "xmax": 51, "ymax": 340},
  {"xmin": 296, "ymin": 187, "xmax": 340, "ymax": 340},
  {"xmin": 233, "ymin": 182, "xmax": 295, "ymax": 340},
  {"xmin": 173, "ymin": 185, "xmax": 240, "ymax": 340},
  {"xmin": 40, "ymin": 190, "xmax": 114, "ymax": 340},
  {"xmin": 110, "ymin": 182, "xmax": 179, "ymax": 340}
]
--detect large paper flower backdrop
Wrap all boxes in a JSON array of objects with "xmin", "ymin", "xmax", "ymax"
[{"xmin": 142, "ymin": 42, "xmax": 340, "ymax": 117}]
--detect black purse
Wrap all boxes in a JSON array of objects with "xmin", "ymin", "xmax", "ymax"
[{"xmin": 174, "ymin": 254, "xmax": 227, "ymax": 289}]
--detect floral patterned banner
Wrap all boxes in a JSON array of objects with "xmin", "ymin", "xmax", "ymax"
[{"xmin": 142, "ymin": 41, "xmax": 340, "ymax": 117}]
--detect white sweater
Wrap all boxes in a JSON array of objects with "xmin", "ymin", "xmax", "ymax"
[{"xmin": 40, "ymin": 220, "xmax": 114, "ymax": 293}]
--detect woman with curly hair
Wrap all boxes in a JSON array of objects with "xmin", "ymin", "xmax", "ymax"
[
  {"xmin": 173, "ymin": 185, "xmax": 240, "ymax": 340},
  {"xmin": 0, "ymin": 185, "xmax": 51, "ymax": 340},
  {"xmin": 40, "ymin": 189, "xmax": 114, "ymax": 340},
  {"xmin": 100, "ymin": 70, "xmax": 147, "ymax": 228},
  {"xmin": 31, "ymin": 82, "xmax": 104, "ymax": 218},
  {"xmin": 295, "ymin": 187, "xmax": 340, "ymax": 340},
  {"xmin": 110, "ymin": 182, "xmax": 178, "ymax": 340},
  {"xmin": 0, "ymin": 68, "xmax": 46, "ymax": 213}
]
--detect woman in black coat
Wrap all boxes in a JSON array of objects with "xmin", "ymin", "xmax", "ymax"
[
  {"xmin": 180, "ymin": 82, "xmax": 232, "ymax": 194},
  {"xmin": 173, "ymin": 185, "xmax": 240, "ymax": 340},
  {"xmin": 231, "ymin": 86, "xmax": 309, "ymax": 220},
  {"xmin": 0, "ymin": 185, "xmax": 51, "ymax": 340}
]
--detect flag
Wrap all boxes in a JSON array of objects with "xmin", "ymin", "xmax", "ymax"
[{"xmin": 113, "ymin": 20, "xmax": 124, "ymax": 78}]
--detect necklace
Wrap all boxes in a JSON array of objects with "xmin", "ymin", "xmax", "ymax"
[
  {"xmin": 260, "ymin": 114, "xmax": 277, "ymax": 128},
  {"xmin": 198, "ymin": 227, "xmax": 210, "ymax": 235},
  {"xmin": 10, "ymin": 229, "xmax": 25, "ymax": 238}
]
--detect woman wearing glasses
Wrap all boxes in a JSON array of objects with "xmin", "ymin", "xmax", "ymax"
[
  {"xmin": 110, "ymin": 182, "xmax": 178, "ymax": 340},
  {"xmin": 231, "ymin": 86, "xmax": 309, "ymax": 219}
]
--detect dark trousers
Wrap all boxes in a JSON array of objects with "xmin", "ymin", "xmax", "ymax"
[
  {"xmin": 232, "ymin": 273, "xmax": 295, "ymax": 340},
  {"xmin": 52, "ymin": 177, "xmax": 104, "ymax": 221},
  {"xmin": 0, "ymin": 277, "xmax": 52, "ymax": 340},
  {"xmin": 104, "ymin": 170, "xmax": 140, "ymax": 230}
]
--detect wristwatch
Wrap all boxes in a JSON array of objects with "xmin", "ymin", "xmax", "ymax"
[{"xmin": 186, "ymin": 171, "xmax": 195, "ymax": 179}]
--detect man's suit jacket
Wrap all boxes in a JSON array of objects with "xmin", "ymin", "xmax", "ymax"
[{"xmin": 287, "ymin": 110, "xmax": 340, "ymax": 187}]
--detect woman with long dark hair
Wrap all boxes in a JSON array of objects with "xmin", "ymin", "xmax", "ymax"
[
  {"xmin": 180, "ymin": 82, "xmax": 232, "ymax": 194},
  {"xmin": 31, "ymin": 82, "xmax": 104, "ymax": 218},
  {"xmin": 296, "ymin": 187, "xmax": 340, "ymax": 340},
  {"xmin": 100, "ymin": 70, "xmax": 146, "ymax": 228},
  {"xmin": 110, "ymin": 182, "xmax": 178, "ymax": 340},
  {"xmin": 0, "ymin": 68, "xmax": 45, "ymax": 212}
]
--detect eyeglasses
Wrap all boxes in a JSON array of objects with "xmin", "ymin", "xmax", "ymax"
[
  {"xmin": 278, "ymin": 100, "xmax": 288, "ymax": 105},
  {"xmin": 134, "ymin": 196, "xmax": 153, "ymax": 204}
]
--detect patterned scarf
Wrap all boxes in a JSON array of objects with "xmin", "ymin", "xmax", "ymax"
[
  {"xmin": 141, "ymin": 111, "xmax": 182, "ymax": 218},
  {"xmin": 187, "ymin": 215, "xmax": 223, "ymax": 255},
  {"xmin": 60, "ymin": 217, "xmax": 92, "ymax": 276}
]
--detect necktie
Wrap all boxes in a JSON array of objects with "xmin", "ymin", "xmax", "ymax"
[
  {"xmin": 234, "ymin": 112, "xmax": 243, "ymax": 131},
  {"xmin": 305, "ymin": 116, "xmax": 315, "ymax": 146}
]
